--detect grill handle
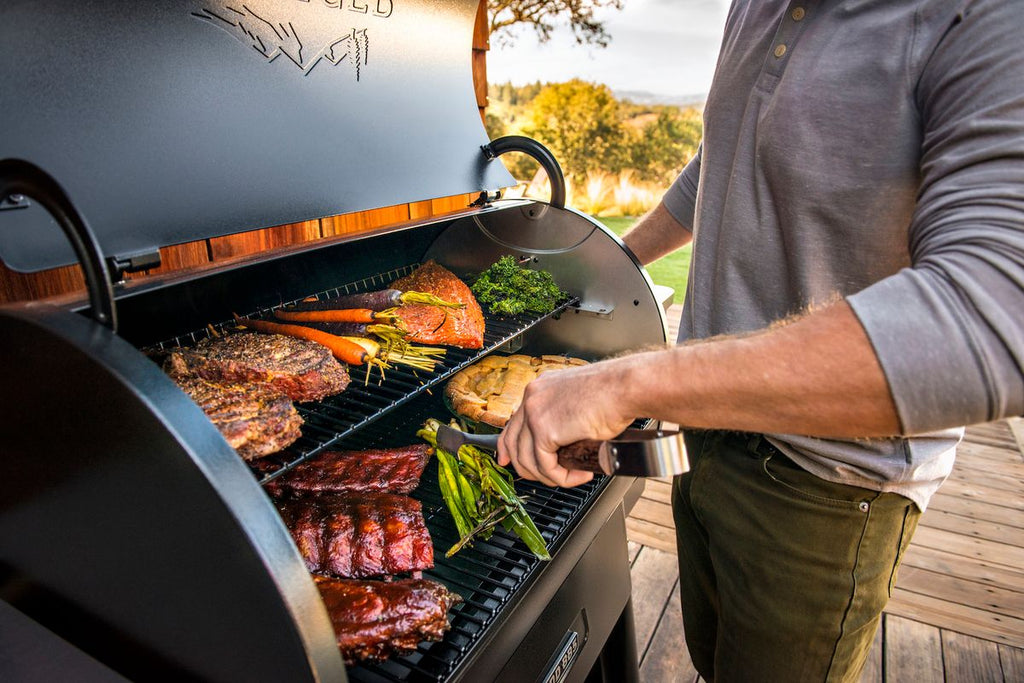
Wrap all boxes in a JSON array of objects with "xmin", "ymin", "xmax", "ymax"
[
  {"xmin": 0, "ymin": 159, "xmax": 117, "ymax": 331},
  {"xmin": 482, "ymin": 135, "xmax": 566, "ymax": 209}
]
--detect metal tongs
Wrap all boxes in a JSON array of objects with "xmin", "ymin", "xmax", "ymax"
[{"xmin": 435, "ymin": 424, "xmax": 689, "ymax": 477}]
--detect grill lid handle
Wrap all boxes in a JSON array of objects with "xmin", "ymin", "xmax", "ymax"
[
  {"xmin": 482, "ymin": 135, "xmax": 566, "ymax": 210},
  {"xmin": 0, "ymin": 159, "xmax": 117, "ymax": 331}
]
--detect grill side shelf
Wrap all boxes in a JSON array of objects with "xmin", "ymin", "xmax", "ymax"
[{"xmin": 151, "ymin": 263, "xmax": 579, "ymax": 485}]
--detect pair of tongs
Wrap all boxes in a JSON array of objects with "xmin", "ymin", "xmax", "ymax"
[{"xmin": 435, "ymin": 424, "xmax": 689, "ymax": 477}]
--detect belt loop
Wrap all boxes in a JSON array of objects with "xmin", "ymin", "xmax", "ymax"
[{"xmin": 746, "ymin": 434, "xmax": 765, "ymax": 458}]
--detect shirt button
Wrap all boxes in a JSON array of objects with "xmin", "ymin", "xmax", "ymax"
[
  {"xmin": 859, "ymin": 501, "xmax": 870, "ymax": 513},
  {"xmin": 774, "ymin": 44, "xmax": 788, "ymax": 58},
  {"xmin": 792, "ymin": 7, "xmax": 806, "ymax": 21}
]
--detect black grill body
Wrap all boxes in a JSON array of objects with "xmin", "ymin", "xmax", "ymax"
[
  {"xmin": 0, "ymin": 1, "xmax": 669, "ymax": 680},
  {"xmin": 1, "ymin": 207, "xmax": 664, "ymax": 682}
]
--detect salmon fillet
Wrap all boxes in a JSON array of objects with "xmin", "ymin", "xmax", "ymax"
[{"xmin": 391, "ymin": 261, "xmax": 485, "ymax": 349}]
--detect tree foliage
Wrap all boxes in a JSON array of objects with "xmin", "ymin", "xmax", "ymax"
[
  {"xmin": 519, "ymin": 79, "xmax": 627, "ymax": 183},
  {"xmin": 488, "ymin": 0, "xmax": 624, "ymax": 48},
  {"xmin": 627, "ymin": 108, "xmax": 703, "ymax": 183},
  {"xmin": 486, "ymin": 80, "xmax": 704, "ymax": 187}
]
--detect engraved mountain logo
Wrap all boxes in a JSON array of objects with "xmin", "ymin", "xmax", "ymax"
[{"xmin": 190, "ymin": 0, "xmax": 393, "ymax": 79}]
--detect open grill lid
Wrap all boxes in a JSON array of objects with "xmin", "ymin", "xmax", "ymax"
[{"xmin": 0, "ymin": 0, "xmax": 514, "ymax": 273}]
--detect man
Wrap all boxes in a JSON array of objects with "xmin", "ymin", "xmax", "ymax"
[{"xmin": 497, "ymin": 1, "xmax": 1024, "ymax": 680}]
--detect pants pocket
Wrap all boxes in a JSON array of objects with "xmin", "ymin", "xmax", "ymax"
[
  {"xmin": 761, "ymin": 452, "xmax": 872, "ymax": 512},
  {"xmin": 889, "ymin": 504, "xmax": 921, "ymax": 597}
]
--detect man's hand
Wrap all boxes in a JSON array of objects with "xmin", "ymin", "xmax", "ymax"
[{"xmin": 497, "ymin": 360, "xmax": 636, "ymax": 488}]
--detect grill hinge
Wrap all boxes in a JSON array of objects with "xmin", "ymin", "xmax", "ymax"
[
  {"xmin": 107, "ymin": 249, "xmax": 162, "ymax": 282},
  {"xmin": 470, "ymin": 189, "xmax": 502, "ymax": 207}
]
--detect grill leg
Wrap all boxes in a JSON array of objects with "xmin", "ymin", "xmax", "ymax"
[{"xmin": 593, "ymin": 597, "xmax": 640, "ymax": 683}]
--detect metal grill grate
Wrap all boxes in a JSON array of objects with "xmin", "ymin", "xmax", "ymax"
[
  {"xmin": 154, "ymin": 263, "xmax": 579, "ymax": 484},
  {"xmin": 155, "ymin": 263, "xmax": 610, "ymax": 681}
]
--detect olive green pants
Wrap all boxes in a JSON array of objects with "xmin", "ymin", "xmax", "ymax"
[{"xmin": 671, "ymin": 431, "xmax": 921, "ymax": 682}]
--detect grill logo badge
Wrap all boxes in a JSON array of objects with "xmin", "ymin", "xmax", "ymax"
[{"xmin": 191, "ymin": 0, "xmax": 393, "ymax": 79}]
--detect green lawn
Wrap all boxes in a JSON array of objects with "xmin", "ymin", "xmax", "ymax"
[{"xmin": 596, "ymin": 216, "xmax": 692, "ymax": 302}]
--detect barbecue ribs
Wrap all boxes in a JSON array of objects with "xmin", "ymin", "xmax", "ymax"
[
  {"xmin": 391, "ymin": 261, "xmax": 485, "ymax": 349},
  {"xmin": 175, "ymin": 377, "xmax": 302, "ymax": 459},
  {"xmin": 165, "ymin": 332, "xmax": 350, "ymax": 402},
  {"xmin": 314, "ymin": 575, "xmax": 461, "ymax": 664},
  {"xmin": 279, "ymin": 492, "xmax": 434, "ymax": 578},
  {"xmin": 263, "ymin": 444, "xmax": 433, "ymax": 497}
]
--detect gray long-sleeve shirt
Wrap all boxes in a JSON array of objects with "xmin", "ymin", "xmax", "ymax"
[{"xmin": 662, "ymin": 0, "xmax": 1024, "ymax": 509}]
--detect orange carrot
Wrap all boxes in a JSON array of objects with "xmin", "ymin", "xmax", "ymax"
[
  {"xmin": 274, "ymin": 308, "xmax": 403, "ymax": 325},
  {"xmin": 233, "ymin": 315, "xmax": 370, "ymax": 366},
  {"xmin": 275, "ymin": 308, "xmax": 376, "ymax": 324}
]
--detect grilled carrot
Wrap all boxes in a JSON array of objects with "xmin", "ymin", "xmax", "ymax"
[
  {"xmin": 274, "ymin": 308, "xmax": 385, "ymax": 324},
  {"xmin": 233, "ymin": 315, "xmax": 371, "ymax": 366}
]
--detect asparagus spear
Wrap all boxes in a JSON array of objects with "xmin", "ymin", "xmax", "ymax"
[{"xmin": 418, "ymin": 418, "xmax": 551, "ymax": 561}]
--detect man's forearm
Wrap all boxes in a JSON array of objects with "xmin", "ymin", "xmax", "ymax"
[
  {"xmin": 617, "ymin": 301, "xmax": 902, "ymax": 437},
  {"xmin": 622, "ymin": 201, "xmax": 693, "ymax": 265}
]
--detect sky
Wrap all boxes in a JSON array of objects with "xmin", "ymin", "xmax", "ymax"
[{"xmin": 487, "ymin": 0, "xmax": 730, "ymax": 102}]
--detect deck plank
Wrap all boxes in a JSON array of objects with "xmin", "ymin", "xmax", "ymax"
[
  {"xmin": 920, "ymin": 507, "xmax": 1024, "ymax": 544},
  {"xmin": 942, "ymin": 630, "xmax": 1004, "ymax": 681},
  {"xmin": 999, "ymin": 642, "xmax": 1024, "ymax": 681},
  {"xmin": 885, "ymin": 588, "xmax": 1024, "ymax": 647},
  {"xmin": 908, "ymin": 526, "xmax": 1024, "ymax": 570},
  {"xmin": 926, "ymin": 492, "xmax": 1024, "ymax": 528},
  {"xmin": 881, "ymin": 615, "xmax": 943, "ymax": 683},
  {"xmin": 896, "ymin": 565, "xmax": 1024, "ymax": 622},
  {"xmin": 900, "ymin": 544, "xmax": 1024, "ymax": 592},
  {"xmin": 638, "ymin": 581, "xmax": 699, "ymax": 683},
  {"xmin": 625, "ymin": 517, "xmax": 676, "ymax": 555},
  {"xmin": 630, "ymin": 546, "xmax": 682, "ymax": 657}
]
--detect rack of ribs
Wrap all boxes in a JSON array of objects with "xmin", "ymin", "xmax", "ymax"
[
  {"xmin": 262, "ymin": 444, "xmax": 434, "ymax": 496},
  {"xmin": 279, "ymin": 492, "xmax": 434, "ymax": 578},
  {"xmin": 313, "ymin": 575, "xmax": 462, "ymax": 664}
]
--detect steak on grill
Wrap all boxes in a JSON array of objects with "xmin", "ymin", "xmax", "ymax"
[
  {"xmin": 279, "ymin": 492, "xmax": 434, "ymax": 578},
  {"xmin": 313, "ymin": 575, "xmax": 461, "ymax": 664},
  {"xmin": 391, "ymin": 261, "xmax": 485, "ymax": 349},
  {"xmin": 164, "ymin": 332, "xmax": 350, "ymax": 402},
  {"xmin": 175, "ymin": 377, "xmax": 302, "ymax": 460},
  {"xmin": 263, "ymin": 444, "xmax": 433, "ymax": 496}
]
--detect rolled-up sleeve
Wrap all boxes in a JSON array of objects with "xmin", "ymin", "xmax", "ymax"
[
  {"xmin": 663, "ymin": 143, "xmax": 702, "ymax": 229},
  {"xmin": 847, "ymin": 0, "xmax": 1024, "ymax": 433}
]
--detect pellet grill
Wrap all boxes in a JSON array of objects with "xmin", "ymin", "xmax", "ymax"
[{"xmin": 0, "ymin": 2, "xmax": 671, "ymax": 681}]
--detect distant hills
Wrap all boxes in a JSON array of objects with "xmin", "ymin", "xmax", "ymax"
[{"xmin": 613, "ymin": 89, "xmax": 706, "ymax": 108}]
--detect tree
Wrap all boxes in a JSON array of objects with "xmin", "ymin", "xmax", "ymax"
[
  {"xmin": 520, "ymin": 80, "xmax": 628, "ymax": 183},
  {"xmin": 627, "ymin": 108, "xmax": 703, "ymax": 183},
  {"xmin": 488, "ymin": 0, "xmax": 624, "ymax": 48}
]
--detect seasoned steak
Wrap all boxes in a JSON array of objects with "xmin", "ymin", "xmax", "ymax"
[
  {"xmin": 165, "ymin": 332, "xmax": 350, "ymax": 402},
  {"xmin": 313, "ymin": 575, "xmax": 461, "ymax": 664},
  {"xmin": 391, "ymin": 261, "xmax": 485, "ymax": 349},
  {"xmin": 175, "ymin": 377, "xmax": 302, "ymax": 460},
  {"xmin": 263, "ymin": 445, "xmax": 434, "ymax": 497},
  {"xmin": 279, "ymin": 492, "xmax": 434, "ymax": 579}
]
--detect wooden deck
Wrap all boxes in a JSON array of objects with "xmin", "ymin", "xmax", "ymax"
[{"xmin": 625, "ymin": 304, "xmax": 1024, "ymax": 681}]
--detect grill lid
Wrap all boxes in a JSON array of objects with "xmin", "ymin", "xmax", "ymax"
[{"xmin": 0, "ymin": 0, "xmax": 513, "ymax": 272}]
